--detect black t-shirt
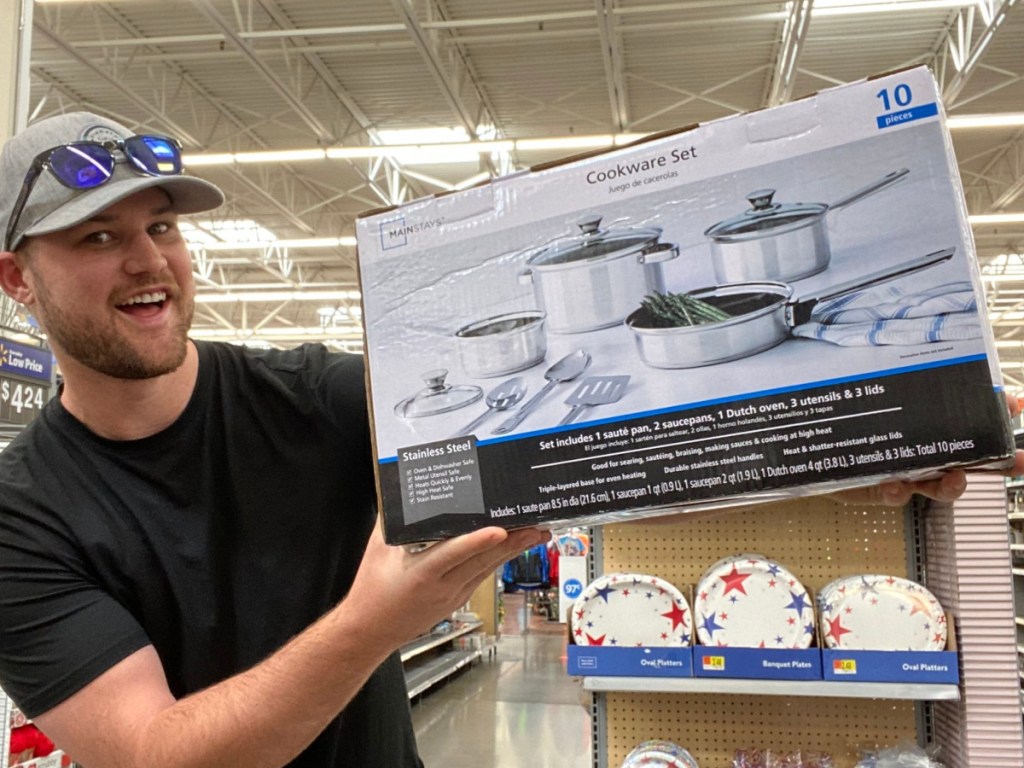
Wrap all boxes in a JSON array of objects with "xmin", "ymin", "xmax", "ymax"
[{"xmin": 0, "ymin": 341, "xmax": 421, "ymax": 767}]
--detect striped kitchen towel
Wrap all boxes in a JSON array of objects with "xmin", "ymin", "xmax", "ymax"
[{"xmin": 791, "ymin": 281, "xmax": 983, "ymax": 346}]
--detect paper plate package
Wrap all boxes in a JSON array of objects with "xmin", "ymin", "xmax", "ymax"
[{"xmin": 355, "ymin": 66, "xmax": 1014, "ymax": 545}]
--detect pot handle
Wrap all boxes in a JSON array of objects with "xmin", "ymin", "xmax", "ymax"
[
  {"xmin": 829, "ymin": 168, "xmax": 909, "ymax": 211},
  {"xmin": 638, "ymin": 242, "xmax": 679, "ymax": 264},
  {"xmin": 787, "ymin": 247, "xmax": 955, "ymax": 326}
]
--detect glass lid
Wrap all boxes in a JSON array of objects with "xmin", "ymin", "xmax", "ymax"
[
  {"xmin": 394, "ymin": 369, "xmax": 483, "ymax": 419},
  {"xmin": 704, "ymin": 189, "xmax": 827, "ymax": 241},
  {"xmin": 528, "ymin": 215, "xmax": 662, "ymax": 267}
]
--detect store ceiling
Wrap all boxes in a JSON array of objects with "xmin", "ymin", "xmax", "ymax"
[{"xmin": 13, "ymin": 0, "xmax": 1024, "ymax": 388}]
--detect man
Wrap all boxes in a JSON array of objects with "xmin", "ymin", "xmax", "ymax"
[
  {"xmin": 0, "ymin": 112, "xmax": 548, "ymax": 767},
  {"xmin": 0, "ymin": 112, "xmax": 1018, "ymax": 768}
]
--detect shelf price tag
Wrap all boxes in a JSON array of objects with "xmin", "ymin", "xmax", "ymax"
[
  {"xmin": 701, "ymin": 654, "xmax": 725, "ymax": 671},
  {"xmin": 832, "ymin": 658, "xmax": 858, "ymax": 675}
]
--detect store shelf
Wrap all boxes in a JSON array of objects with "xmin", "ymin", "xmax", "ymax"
[
  {"xmin": 581, "ymin": 676, "xmax": 960, "ymax": 700},
  {"xmin": 1010, "ymin": 514, "xmax": 1024, "ymax": 522},
  {"xmin": 400, "ymin": 620, "xmax": 482, "ymax": 663},
  {"xmin": 405, "ymin": 649, "xmax": 482, "ymax": 698},
  {"xmin": 1013, "ymin": 568, "xmax": 1024, "ymax": 578}
]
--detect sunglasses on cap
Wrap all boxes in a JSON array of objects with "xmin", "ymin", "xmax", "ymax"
[{"xmin": 3, "ymin": 134, "xmax": 184, "ymax": 252}]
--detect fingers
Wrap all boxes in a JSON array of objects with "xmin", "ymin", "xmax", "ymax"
[
  {"xmin": 1007, "ymin": 392, "xmax": 1022, "ymax": 420},
  {"xmin": 433, "ymin": 527, "xmax": 550, "ymax": 591}
]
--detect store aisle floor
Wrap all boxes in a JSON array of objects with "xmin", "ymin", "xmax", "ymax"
[{"xmin": 412, "ymin": 592, "xmax": 592, "ymax": 768}]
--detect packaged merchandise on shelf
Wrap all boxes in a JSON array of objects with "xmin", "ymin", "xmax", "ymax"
[
  {"xmin": 818, "ymin": 574, "xmax": 959, "ymax": 684},
  {"xmin": 355, "ymin": 65, "xmax": 1015, "ymax": 545},
  {"xmin": 566, "ymin": 572, "xmax": 695, "ymax": 678},
  {"xmin": 692, "ymin": 554, "xmax": 821, "ymax": 681},
  {"xmin": 622, "ymin": 740, "xmax": 700, "ymax": 768}
]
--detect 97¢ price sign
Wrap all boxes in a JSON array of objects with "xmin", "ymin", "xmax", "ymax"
[{"xmin": 0, "ymin": 375, "xmax": 48, "ymax": 425}]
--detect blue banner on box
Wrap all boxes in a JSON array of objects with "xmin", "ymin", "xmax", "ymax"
[
  {"xmin": 822, "ymin": 649, "xmax": 958, "ymax": 683},
  {"xmin": 693, "ymin": 646, "xmax": 822, "ymax": 680},
  {"xmin": 567, "ymin": 645, "xmax": 693, "ymax": 677}
]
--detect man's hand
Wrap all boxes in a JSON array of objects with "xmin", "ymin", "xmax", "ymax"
[
  {"xmin": 830, "ymin": 392, "xmax": 1024, "ymax": 506},
  {"xmin": 346, "ymin": 524, "xmax": 550, "ymax": 649}
]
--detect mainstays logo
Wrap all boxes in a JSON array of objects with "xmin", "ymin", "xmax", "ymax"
[
  {"xmin": 0, "ymin": 341, "xmax": 52, "ymax": 382},
  {"xmin": 378, "ymin": 215, "xmax": 444, "ymax": 250}
]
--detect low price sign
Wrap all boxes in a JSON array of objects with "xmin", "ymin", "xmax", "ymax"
[{"xmin": 0, "ymin": 338, "xmax": 53, "ymax": 426}]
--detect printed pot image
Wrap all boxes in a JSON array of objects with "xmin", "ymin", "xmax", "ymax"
[
  {"xmin": 454, "ymin": 310, "xmax": 547, "ymax": 378},
  {"xmin": 626, "ymin": 246, "xmax": 954, "ymax": 369},
  {"xmin": 518, "ymin": 215, "xmax": 678, "ymax": 334},
  {"xmin": 704, "ymin": 168, "xmax": 909, "ymax": 283}
]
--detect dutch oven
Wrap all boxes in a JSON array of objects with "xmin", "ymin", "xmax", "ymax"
[{"xmin": 518, "ymin": 215, "xmax": 678, "ymax": 334}]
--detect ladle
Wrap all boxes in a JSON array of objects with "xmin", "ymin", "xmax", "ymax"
[{"xmin": 452, "ymin": 377, "xmax": 527, "ymax": 437}]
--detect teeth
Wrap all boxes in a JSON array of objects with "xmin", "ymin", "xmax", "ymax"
[{"xmin": 124, "ymin": 291, "xmax": 167, "ymax": 306}]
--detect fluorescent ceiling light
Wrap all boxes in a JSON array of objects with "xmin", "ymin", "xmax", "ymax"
[
  {"xmin": 181, "ymin": 220, "xmax": 278, "ymax": 246},
  {"xmin": 516, "ymin": 135, "xmax": 614, "ymax": 151},
  {"xmin": 190, "ymin": 326, "xmax": 362, "ymax": 339},
  {"xmin": 196, "ymin": 290, "xmax": 361, "ymax": 303},
  {"xmin": 813, "ymin": 1, "xmax": 973, "ymax": 15},
  {"xmin": 234, "ymin": 149, "xmax": 327, "ymax": 163},
  {"xmin": 948, "ymin": 113, "xmax": 1024, "ymax": 129},
  {"xmin": 970, "ymin": 213, "xmax": 1024, "ymax": 225},
  {"xmin": 182, "ymin": 110, "xmax": 1021, "ymax": 170},
  {"xmin": 188, "ymin": 236, "xmax": 356, "ymax": 251}
]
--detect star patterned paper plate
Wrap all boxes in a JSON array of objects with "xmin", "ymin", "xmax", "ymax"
[
  {"xmin": 571, "ymin": 573, "xmax": 692, "ymax": 647},
  {"xmin": 816, "ymin": 574, "xmax": 947, "ymax": 651},
  {"xmin": 621, "ymin": 739, "xmax": 700, "ymax": 768},
  {"xmin": 694, "ymin": 553, "xmax": 815, "ymax": 649}
]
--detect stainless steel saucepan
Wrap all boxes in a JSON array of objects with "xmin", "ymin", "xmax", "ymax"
[
  {"xmin": 626, "ymin": 247, "xmax": 955, "ymax": 369},
  {"xmin": 704, "ymin": 168, "xmax": 910, "ymax": 283},
  {"xmin": 454, "ymin": 310, "xmax": 546, "ymax": 378}
]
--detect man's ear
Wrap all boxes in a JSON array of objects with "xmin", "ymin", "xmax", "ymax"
[{"xmin": 0, "ymin": 251, "xmax": 34, "ymax": 306}]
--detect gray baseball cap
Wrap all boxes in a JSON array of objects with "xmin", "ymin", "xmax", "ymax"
[{"xmin": 0, "ymin": 111, "xmax": 224, "ymax": 251}]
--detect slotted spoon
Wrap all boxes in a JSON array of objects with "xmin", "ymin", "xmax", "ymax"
[
  {"xmin": 558, "ymin": 375, "xmax": 630, "ymax": 426},
  {"xmin": 452, "ymin": 377, "xmax": 527, "ymax": 437}
]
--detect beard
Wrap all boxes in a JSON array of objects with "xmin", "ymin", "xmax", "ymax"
[{"xmin": 33, "ymin": 276, "xmax": 194, "ymax": 380}]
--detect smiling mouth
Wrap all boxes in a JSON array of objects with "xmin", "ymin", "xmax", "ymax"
[{"xmin": 117, "ymin": 291, "xmax": 168, "ymax": 316}]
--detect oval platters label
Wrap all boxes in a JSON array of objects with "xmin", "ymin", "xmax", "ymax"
[
  {"xmin": 571, "ymin": 573, "xmax": 692, "ymax": 647},
  {"xmin": 817, "ymin": 574, "xmax": 947, "ymax": 651},
  {"xmin": 694, "ymin": 553, "xmax": 815, "ymax": 649}
]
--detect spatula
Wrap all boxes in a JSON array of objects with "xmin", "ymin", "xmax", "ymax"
[{"xmin": 558, "ymin": 375, "xmax": 630, "ymax": 426}]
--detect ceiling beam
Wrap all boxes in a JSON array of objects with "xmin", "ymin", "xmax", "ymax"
[
  {"xmin": 189, "ymin": 0, "xmax": 333, "ymax": 141},
  {"xmin": 594, "ymin": 0, "xmax": 629, "ymax": 132},
  {"xmin": 942, "ymin": 0, "xmax": 1019, "ymax": 106},
  {"xmin": 766, "ymin": 0, "xmax": 814, "ymax": 107}
]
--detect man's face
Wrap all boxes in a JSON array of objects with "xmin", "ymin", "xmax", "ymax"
[{"xmin": 17, "ymin": 187, "xmax": 195, "ymax": 380}]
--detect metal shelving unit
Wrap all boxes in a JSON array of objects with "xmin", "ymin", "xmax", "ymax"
[
  {"xmin": 401, "ymin": 620, "xmax": 484, "ymax": 700},
  {"xmin": 582, "ymin": 676, "xmax": 959, "ymax": 701}
]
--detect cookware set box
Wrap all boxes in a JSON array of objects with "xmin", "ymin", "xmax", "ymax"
[{"xmin": 355, "ymin": 67, "xmax": 1014, "ymax": 545}]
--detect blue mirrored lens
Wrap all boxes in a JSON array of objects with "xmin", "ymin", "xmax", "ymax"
[
  {"xmin": 125, "ymin": 136, "xmax": 182, "ymax": 175},
  {"xmin": 49, "ymin": 144, "xmax": 114, "ymax": 189}
]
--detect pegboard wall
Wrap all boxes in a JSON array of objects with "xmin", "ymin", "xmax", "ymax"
[{"xmin": 597, "ymin": 496, "xmax": 921, "ymax": 768}]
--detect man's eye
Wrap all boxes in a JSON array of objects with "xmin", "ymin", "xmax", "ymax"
[
  {"xmin": 150, "ymin": 222, "xmax": 173, "ymax": 236},
  {"xmin": 86, "ymin": 231, "xmax": 113, "ymax": 244}
]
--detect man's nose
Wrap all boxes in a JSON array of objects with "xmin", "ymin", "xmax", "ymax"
[{"xmin": 123, "ymin": 233, "xmax": 169, "ymax": 273}]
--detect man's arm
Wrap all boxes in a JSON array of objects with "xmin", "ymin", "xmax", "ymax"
[{"xmin": 34, "ymin": 524, "xmax": 547, "ymax": 768}]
